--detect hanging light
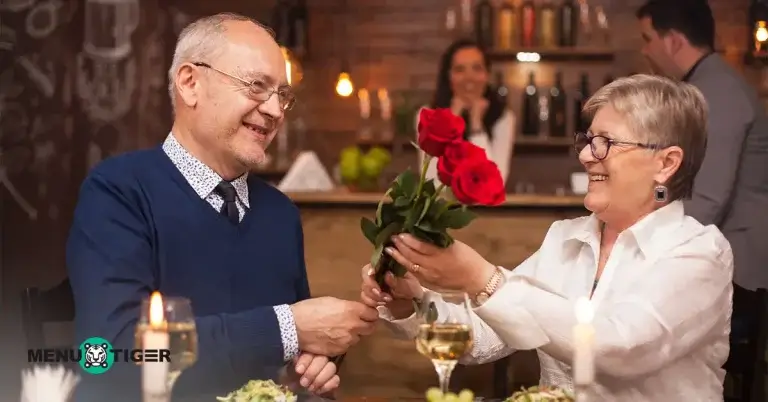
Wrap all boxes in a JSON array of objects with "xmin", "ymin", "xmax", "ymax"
[
  {"xmin": 335, "ymin": 65, "xmax": 354, "ymax": 97},
  {"xmin": 281, "ymin": 46, "xmax": 303, "ymax": 87}
]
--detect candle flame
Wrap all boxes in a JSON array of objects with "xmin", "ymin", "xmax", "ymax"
[
  {"xmin": 575, "ymin": 296, "xmax": 594, "ymax": 324},
  {"xmin": 149, "ymin": 291, "xmax": 165, "ymax": 327}
]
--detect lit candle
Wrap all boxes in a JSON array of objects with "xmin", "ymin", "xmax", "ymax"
[
  {"xmin": 358, "ymin": 89, "xmax": 370, "ymax": 119},
  {"xmin": 142, "ymin": 291, "xmax": 169, "ymax": 397},
  {"xmin": 377, "ymin": 89, "xmax": 391, "ymax": 121},
  {"xmin": 573, "ymin": 297, "xmax": 595, "ymax": 386}
]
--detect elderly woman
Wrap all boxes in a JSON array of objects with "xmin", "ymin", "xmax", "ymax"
[{"xmin": 361, "ymin": 75, "xmax": 732, "ymax": 400}]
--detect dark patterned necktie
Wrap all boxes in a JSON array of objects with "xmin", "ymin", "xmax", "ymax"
[{"xmin": 215, "ymin": 181, "xmax": 239, "ymax": 224}]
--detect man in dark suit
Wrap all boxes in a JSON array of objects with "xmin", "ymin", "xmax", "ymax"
[{"xmin": 636, "ymin": 0, "xmax": 768, "ymax": 339}]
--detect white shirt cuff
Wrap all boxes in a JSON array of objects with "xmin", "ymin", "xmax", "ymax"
[{"xmin": 473, "ymin": 276, "xmax": 550, "ymax": 350}]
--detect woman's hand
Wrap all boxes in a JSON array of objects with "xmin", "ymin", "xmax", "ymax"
[
  {"xmin": 386, "ymin": 234, "xmax": 497, "ymax": 295},
  {"xmin": 450, "ymin": 96, "xmax": 467, "ymax": 117},
  {"xmin": 469, "ymin": 98, "xmax": 489, "ymax": 132},
  {"xmin": 360, "ymin": 264, "xmax": 423, "ymax": 319}
]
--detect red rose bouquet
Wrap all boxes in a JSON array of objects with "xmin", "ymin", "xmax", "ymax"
[{"xmin": 360, "ymin": 107, "xmax": 506, "ymax": 290}]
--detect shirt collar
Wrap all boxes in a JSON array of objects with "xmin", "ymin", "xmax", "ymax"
[
  {"xmin": 681, "ymin": 52, "xmax": 713, "ymax": 82},
  {"xmin": 162, "ymin": 133, "xmax": 250, "ymax": 208},
  {"xmin": 565, "ymin": 200, "xmax": 685, "ymax": 258}
]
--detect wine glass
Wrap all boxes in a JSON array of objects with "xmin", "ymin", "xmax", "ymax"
[
  {"xmin": 414, "ymin": 290, "xmax": 474, "ymax": 394},
  {"xmin": 135, "ymin": 295, "xmax": 198, "ymax": 395}
]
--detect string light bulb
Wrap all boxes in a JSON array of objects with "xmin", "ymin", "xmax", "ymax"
[
  {"xmin": 280, "ymin": 46, "xmax": 303, "ymax": 86},
  {"xmin": 335, "ymin": 71, "xmax": 354, "ymax": 97},
  {"xmin": 756, "ymin": 21, "xmax": 768, "ymax": 49}
]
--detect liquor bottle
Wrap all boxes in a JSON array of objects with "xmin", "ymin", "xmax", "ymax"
[
  {"xmin": 496, "ymin": 71, "xmax": 509, "ymax": 106},
  {"xmin": 573, "ymin": 74, "xmax": 591, "ymax": 133},
  {"xmin": 520, "ymin": 0, "xmax": 536, "ymax": 47},
  {"xmin": 290, "ymin": 0, "xmax": 308, "ymax": 58},
  {"xmin": 475, "ymin": 0, "xmax": 495, "ymax": 49},
  {"xmin": 497, "ymin": 0, "xmax": 518, "ymax": 50},
  {"xmin": 558, "ymin": 0, "xmax": 577, "ymax": 47},
  {"xmin": 522, "ymin": 72, "xmax": 540, "ymax": 136},
  {"xmin": 272, "ymin": 0, "xmax": 293, "ymax": 48},
  {"xmin": 539, "ymin": 0, "xmax": 557, "ymax": 48},
  {"xmin": 549, "ymin": 72, "xmax": 566, "ymax": 137}
]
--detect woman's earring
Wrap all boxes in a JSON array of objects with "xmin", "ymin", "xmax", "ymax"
[{"xmin": 654, "ymin": 185, "xmax": 668, "ymax": 202}]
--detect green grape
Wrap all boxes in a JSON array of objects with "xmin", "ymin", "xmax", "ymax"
[
  {"xmin": 458, "ymin": 389, "xmax": 475, "ymax": 402},
  {"xmin": 444, "ymin": 393, "xmax": 459, "ymax": 402},
  {"xmin": 425, "ymin": 387, "xmax": 443, "ymax": 402}
]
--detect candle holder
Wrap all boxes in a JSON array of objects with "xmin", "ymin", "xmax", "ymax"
[{"xmin": 135, "ymin": 293, "xmax": 197, "ymax": 401}]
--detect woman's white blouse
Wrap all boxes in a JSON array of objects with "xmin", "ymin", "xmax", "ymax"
[
  {"xmin": 379, "ymin": 201, "xmax": 733, "ymax": 401},
  {"xmin": 416, "ymin": 107, "xmax": 516, "ymax": 185}
]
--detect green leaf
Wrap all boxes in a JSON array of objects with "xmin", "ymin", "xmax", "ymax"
[
  {"xmin": 374, "ymin": 221, "xmax": 403, "ymax": 247},
  {"xmin": 404, "ymin": 197, "xmax": 426, "ymax": 230},
  {"xmin": 422, "ymin": 180, "xmax": 437, "ymax": 197},
  {"xmin": 390, "ymin": 262, "xmax": 408, "ymax": 277},
  {"xmin": 416, "ymin": 220, "xmax": 441, "ymax": 233},
  {"xmin": 370, "ymin": 243, "xmax": 384, "ymax": 268},
  {"xmin": 393, "ymin": 194, "xmax": 411, "ymax": 208},
  {"xmin": 416, "ymin": 197, "xmax": 431, "ymax": 225},
  {"xmin": 360, "ymin": 217, "xmax": 379, "ymax": 244},
  {"xmin": 378, "ymin": 203, "xmax": 400, "ymax": 227},
  {"xmin": 437, "ymin": 206, "xmax": 478, "ymax": 229},
  {"xmin": 374, "ymin": 188, "xmax": 392, "ymax": 226},
  {"xmin": 395, "ymin": 170, "xmax": 418, "ymax": 201}
]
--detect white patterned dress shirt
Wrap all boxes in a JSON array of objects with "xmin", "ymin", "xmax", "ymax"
[
  {"xmin": 380, "ymin": 201, "xmax": 732, "ymax": 401},
  {"xmin": 162, "ymin": 133, "xmax": 299, "ymax": 361}
]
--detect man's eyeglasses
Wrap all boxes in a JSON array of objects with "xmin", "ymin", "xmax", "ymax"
[
  {"xmin": 192, "ymin": 62, "xmax": 296, "ymax": 111},
  {"xmin": 573, "ymin": 131, "xmax": 660, "ymax": 160}
]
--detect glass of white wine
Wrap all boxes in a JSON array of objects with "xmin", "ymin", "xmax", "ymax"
[
  {"xmin": 415, "ymin": 290, "xmax": 473, "ymax": 395},
  {"xmin": 135, "ymin": 295, "xmax": 198, "ymax": 394}
]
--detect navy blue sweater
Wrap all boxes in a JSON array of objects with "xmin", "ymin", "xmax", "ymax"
[{"xmin": 66, "ymin": 147, "xmax": 310, "ymax": 400}]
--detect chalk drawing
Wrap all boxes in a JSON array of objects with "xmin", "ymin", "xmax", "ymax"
[
  {"xmin": 83, "ymin": 0, "xmax": 139, "ymax": 60},
  {"xmin": 0, "ymin": 101, "xmax": 29, "ymax": 144},
  {"xmin": 77, "ymin": 54, "xmax": 136, "ymax": 122},
  {"xmin": 0, "ymin": 167, "xmax": 37, "ymax": 220},
  {"xmin": 77, "ymin": 0, "xmax": 138, "ymax": 122},
  {"xmin": 0, "ymin": 12, "xmax": 16, "ymax": 51},
  {"xmin": 0, "ymin": 0, "xmax": 35, "ymax": 12},
  {"xmin": 25, "ymin": 0, "xmax": 60, "ymax": 39},
  {"xmin": 17, "ymin": 55, "xmax": 55, "ymax": 98}
]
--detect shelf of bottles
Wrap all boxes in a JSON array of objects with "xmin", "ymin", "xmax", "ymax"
[
  {"xmin": 474, "ymin": 0, "xmax": 613, "ymax": 63},
  {"xmin": 497, "ymin": 69, "xmax": 615, "ymax": 151}
]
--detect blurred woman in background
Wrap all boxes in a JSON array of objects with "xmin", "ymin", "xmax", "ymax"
[{"xmin": 418, "ymin": 38, "xmax": 516, "ymax": 185}]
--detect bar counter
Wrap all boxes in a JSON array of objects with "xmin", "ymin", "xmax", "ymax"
[{"xmin": 286, "ymin": 190, "xmax": 588, "ymax": 398}]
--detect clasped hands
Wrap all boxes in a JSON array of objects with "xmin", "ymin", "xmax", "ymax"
[
  {"xmin": 360, "ymin": 233, "xmax": 497, "ymax": 314},
  {"xmin": 286, "ymin": 234, "xmax": 496, "ymax": 394}
]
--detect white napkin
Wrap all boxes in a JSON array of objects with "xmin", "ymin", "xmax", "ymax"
[{"xmin": 20, "ymin": 365, "xmax": 80, "ymax": 402}]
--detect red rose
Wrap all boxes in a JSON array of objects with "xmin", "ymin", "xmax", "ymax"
[
  {"xmin": 437, "ymin": 141, "xmax": 487, "ymax": 185},
  {"xmin": 451, "ymin": 158, "xmax": 506, "ymax": 206},
  {"xmin": 417, "ymin": 108, "xmax": 465, "ymax": 157}
]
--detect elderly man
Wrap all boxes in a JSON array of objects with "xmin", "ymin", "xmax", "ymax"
[{"xmin": 67, "ymin": 13, "xmax": 377, "ymax": 401}]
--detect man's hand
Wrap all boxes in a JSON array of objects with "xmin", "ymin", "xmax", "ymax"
[
  {"xmin": 293, "ymin": 352, "xmax": 340, "ymax": 395},
  {"xmin": 291, "ymin": 296, "xmax": 378, "ymax": 356}
]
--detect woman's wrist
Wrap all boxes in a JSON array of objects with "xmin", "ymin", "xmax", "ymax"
[
  {"xmin": 465, "ymin": 262, "xmax": 498, "ymax": 295},
  {"xmin": 387, "ymin": 299, "xmax": 416, "ymax": 320}
]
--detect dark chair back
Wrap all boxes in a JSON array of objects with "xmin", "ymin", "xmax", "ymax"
[
  {"xmin": 20, "ymin": 278, "xmax": 76, "ymax": 350},
  {"xmin": 724, "ymin": 287, "xmax": 768, "ymax": 402}
]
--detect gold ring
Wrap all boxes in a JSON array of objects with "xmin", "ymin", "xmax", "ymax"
[{"xmin": 412, "ymin": 263, "xmax": 420, "ymax": 272}]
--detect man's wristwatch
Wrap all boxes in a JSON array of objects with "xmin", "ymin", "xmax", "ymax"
[{"xmin": 473, "ymin": 267, "xmax": 504, "ymax": 306}]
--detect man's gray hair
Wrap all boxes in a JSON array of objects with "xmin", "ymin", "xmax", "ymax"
[{"xmin": 167, "ymin": 12, "xmax": 274, "ymax": 112}]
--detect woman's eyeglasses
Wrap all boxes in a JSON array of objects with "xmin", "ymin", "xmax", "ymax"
[
  {"xmin": 192, "ymin": 62, "xmax": 296, "ymax": 111},
  {"xmin": 573, "ymin": 131, "xmax": 660, "ymax": 160}
]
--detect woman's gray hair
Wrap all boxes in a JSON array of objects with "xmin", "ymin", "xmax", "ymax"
[
  {"xmin": 582, "ymin": 74, "xmax": 708, "ymax": 201},
  {"xmin": 167, "ymin": 13, "xmax": 273, "ymax": 112}
]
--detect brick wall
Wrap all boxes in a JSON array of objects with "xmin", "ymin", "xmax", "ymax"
[{"xmin": 0, "ymin": 0, "xmax": 759, "ymax": 398}]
